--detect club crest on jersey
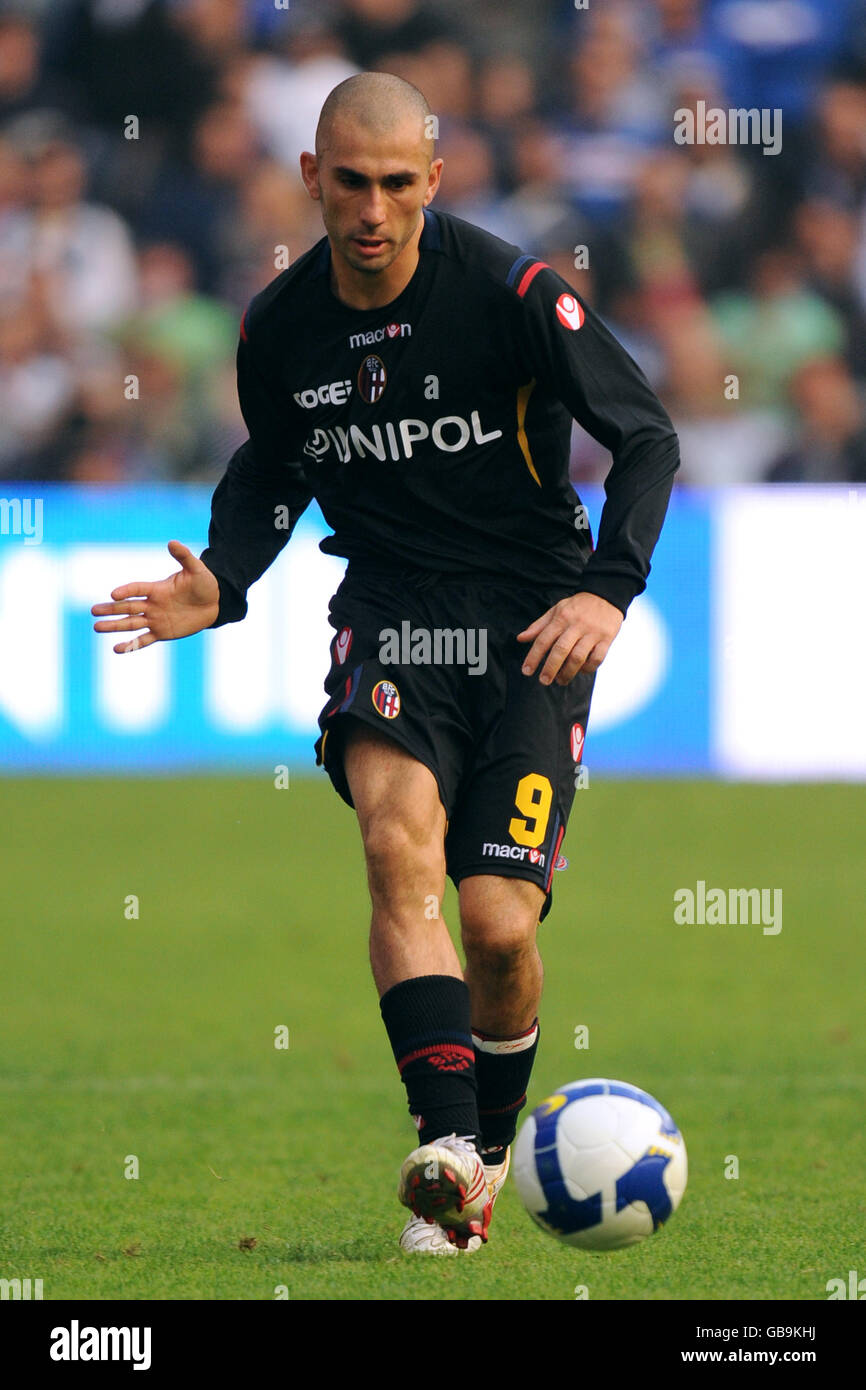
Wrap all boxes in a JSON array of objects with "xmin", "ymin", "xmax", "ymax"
[
  {"xmin": 357, "ymin": 354, "xmax": 387, "ymax": 403},
  {"xmin": 372, "ymin": 679, "xmax": 401, "ymax": 719},
  {"xmin": 556, "ymin": 293, "xmax": 585, "ymax": 331},
  {"xmin": 334, "ymin": 626, "xmax": 353, "ymax": 665},
  {"xmin": 570, "ymin": 722, "xmax": 585, "ymax": 762}
]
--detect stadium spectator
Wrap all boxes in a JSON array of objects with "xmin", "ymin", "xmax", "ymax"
[
  {"xmin": 0, "ymin": 11, "xmax": 79, "ymax": 126},
  {"xmin": 558, "ymin": 6, "xmax": 669, "ymax": 223},
  {"xmin": 1, "ymin": 0, "xmax": 864, "ymax": 485},
  {"xmin": 807, "ymin": 80, "xmax": 866, "ymax": 206},
  {"xmin": 433, "ymin": 124, "xmax": 530, "ymax": 245},
  {"xmin": 662, "ymin": 75, "xmax": 769, "ymax": 295},
  {"xmin": 793, "ymin": 196, "xmax": 866, "ymax": 378},
  {"xmin": 711, "ymin": 246, "xmax": 846, "ymax": 412},
  {"xmin": 232, "ymin": 158, "xmax": 323, "ymax": 299},
  {"xmin": 0, "ymin": 134, "xmax": 30, "ymax": 312},
  {"xmin": 764, "ymin": 355, "xmax": 866, "ymax": 482},
  {"xmin": 134, "ymin": 98, "xmax": 262, "ymax": 297},
  {"xmin": 47, "ymin": 0, "xmax": 216, "ymax": 154},
  {"xmin": 241, "ymin": 17, "xmax": 358, "ymax": 174},
  {"xmin": 5, "ymin": 114, "xmax": 138, "ymax": 340},
  {"xmin": 664, "ymin": 301, "xmax": 792, "ymax": 484},
  {"xmin": 708, "ymin": 0, "xmax": 853, "ymax": 127},
  {"xmin": 0, "ymin": 288, "xmax": 76, "ymax": 477},
  {"xmin": 336, "ymin": 0, "xmax": 457, "ymax": 69}
]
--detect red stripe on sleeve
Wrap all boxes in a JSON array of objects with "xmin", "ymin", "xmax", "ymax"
[{"xmin": 516, "ymin": 261, "xmax": 551, "ymax": 299}]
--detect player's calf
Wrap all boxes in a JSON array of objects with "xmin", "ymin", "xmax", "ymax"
[
  {"xmin": 460, "ymin": 877, "xmax": 544, "ymax": 1163},
  {"xmin": 460, "ymin": 874, "xmax": 544, "ymax": 1034}
]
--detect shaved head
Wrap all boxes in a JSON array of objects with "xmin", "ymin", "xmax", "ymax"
[
  {"xmin": 316, "ymin": 71, "xmax": 434, "ymax": 162},
  {"xmin": 301, "ymin": 71, "xmax": 443, "ymax": 309}
]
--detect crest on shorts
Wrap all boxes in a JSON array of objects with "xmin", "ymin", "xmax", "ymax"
[
  {"xmin": 358, "ymin": 354, "xmax": 387, "ymax": 404},
  {"xmin": 570, "ymin": 722, "xmax": 585, "ymax": 762},
  {"xmin": 372, "ymin": 679, "xmax": 401, "ymax": 719},
  {"xmin": 334, "ymin": 626, "xmax": 353, "ymax": 665}
]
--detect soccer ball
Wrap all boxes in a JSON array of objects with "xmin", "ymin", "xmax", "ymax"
[{"xmin": 513, "ymin": 1078, "xmax": 687, "ymax": 1250}]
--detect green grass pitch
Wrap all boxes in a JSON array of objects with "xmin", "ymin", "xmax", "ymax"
[{"xmin": 1, "ymin": 775, "xmax": 863, "ymax": 1301}]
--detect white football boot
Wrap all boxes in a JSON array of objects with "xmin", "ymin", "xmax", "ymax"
[
  {"xmin": 399, "ymin": 1214, "xmax": 482, "ymax": 1256},
  {"xmin": 398, "ymin": 1141, "xmax": 510, "ymax": 1254}
]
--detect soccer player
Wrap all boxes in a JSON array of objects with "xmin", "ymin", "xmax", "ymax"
[{"xmin": 92, "ymin": 73, "xmax": 679, "ymax": 1254}]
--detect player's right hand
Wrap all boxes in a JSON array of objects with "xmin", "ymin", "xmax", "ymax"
[{"xmin": 91, "ymin": 540, "xmax": 221, "ymax": 654}]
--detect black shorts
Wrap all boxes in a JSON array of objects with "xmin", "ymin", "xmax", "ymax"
[{"xmin": 314, "ymin": 566, "xmax": 595, "ymax": 920}]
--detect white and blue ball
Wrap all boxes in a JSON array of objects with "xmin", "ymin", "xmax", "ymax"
[{"xmin": 513, "ymin": 1078, "xmax": 687, "ymax": 1250}]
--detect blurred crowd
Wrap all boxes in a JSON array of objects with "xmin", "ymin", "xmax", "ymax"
[{"xmin": 2, "ymin": 0, "xmax": 866, "ymax": 487}]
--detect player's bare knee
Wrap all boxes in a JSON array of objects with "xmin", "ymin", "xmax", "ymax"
[
  {"xmin": 463, "ymin": 925, "xmax": 536, "ymax": 974},
  {"xmin": 460, "ymin": 875, "xmax": 541, "ymax": 931},
  {"xmin": 460, "ymin": 877, "xmax": 541, "ymax": 968},
  {"xmin": 362, "ymin": 813, "xmax": 445, "ymax": 905}
]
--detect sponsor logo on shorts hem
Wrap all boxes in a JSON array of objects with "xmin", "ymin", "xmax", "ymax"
[{"xmin": 481, "ymin": 842, "xmax": 546, "ymax": 868}]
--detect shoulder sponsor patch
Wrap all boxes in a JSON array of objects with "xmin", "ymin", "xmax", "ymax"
[
  {"xmin": 556, "ymin": 293, "xmax": 585, "ymax": 331},
  {"xmin": 371, "ymin": 679, "xmax": 401, "ymax": 719}
]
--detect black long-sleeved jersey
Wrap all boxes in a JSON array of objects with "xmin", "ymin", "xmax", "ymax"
[{"xmin": 201, "ymin": 208, "xmax": 679, "ymax": 625}]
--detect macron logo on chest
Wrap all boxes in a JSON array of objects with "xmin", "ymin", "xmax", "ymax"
[{"xmin": 349, "ymin": 321, "xmax": 411, "ymax": 349}]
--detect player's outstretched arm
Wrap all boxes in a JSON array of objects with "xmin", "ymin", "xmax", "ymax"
[{"xmin": 91, "ymin": 540, "xmax": 220, "ymax": 654}]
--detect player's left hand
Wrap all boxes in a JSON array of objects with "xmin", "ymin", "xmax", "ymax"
[{"xmin": 517, "ymin": 592, "xmax": 623, "ymax": 686}]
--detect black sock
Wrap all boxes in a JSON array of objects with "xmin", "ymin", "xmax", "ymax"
[
  {"xmin": 473, "ymin": 1019, "xmax": 540, "ymax": 1163},
  {"xmin": 380, "ymin": 975, "xmax": 479, "ymax": 1149}
]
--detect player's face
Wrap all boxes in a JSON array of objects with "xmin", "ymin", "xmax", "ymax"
[{"xmin": 303, "ymin": 117, "xmax": 442, "ymax": 277}]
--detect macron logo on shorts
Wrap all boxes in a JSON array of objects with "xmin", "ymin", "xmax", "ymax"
[{"xmin": 481, "ymin": 842, "xmax": 546, "ymax": 869}]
